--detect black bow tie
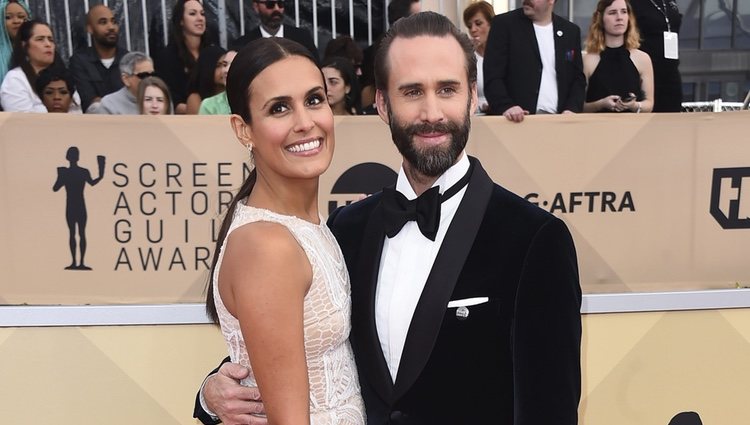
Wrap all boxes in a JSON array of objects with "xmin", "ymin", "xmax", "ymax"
[{"xmin": 381, "ymin": 163, "xmax": 473, "ymax": 241}]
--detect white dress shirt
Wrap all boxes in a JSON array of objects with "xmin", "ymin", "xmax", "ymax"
[
  {"xmin": 0, "ymin": 67, "xmax": 47, "ymax": 112},
  {"xmin": 259, "ymin": 25, "xmax": 285, "ymax": 38},
  {"xmin": 375, "ymin": 152, "xmax": 470, "ymax": 382},
  {"xmin": 533, "ymin": 22, "xmax": 558, "ymax": 114}
]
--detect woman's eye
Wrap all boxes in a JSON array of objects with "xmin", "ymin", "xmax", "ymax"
[
  {"xmin": 307, "ymin": 94, "xmax": 324, "ymax": 106},
  {"xmin": 270, "ymin": 102, "xmax": 289, "ymax": 114}
]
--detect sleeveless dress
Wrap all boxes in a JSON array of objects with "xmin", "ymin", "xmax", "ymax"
[
  {"xmin": 213, "ymin": 203, "xmax": 366, "ymax": 425},
  {"xmin": 586, "ymin": 45, "xmax": 644, "ymax": 109}
]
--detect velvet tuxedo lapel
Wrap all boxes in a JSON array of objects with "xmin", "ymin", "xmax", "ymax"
[
  {"xmin": 350, "ymin": 200, "xmax": 395, "ymax": 403},
  {"xmin": 392, "ymin": 157, "xmax": 494, "ymax": 399}
]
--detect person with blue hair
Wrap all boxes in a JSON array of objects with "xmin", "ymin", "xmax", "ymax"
[{"xmin": 0, "ymin": 0, "xmax": 31, "ymax": 86}]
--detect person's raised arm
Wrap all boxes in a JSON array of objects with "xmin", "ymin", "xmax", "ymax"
[{"xmin": 219, "ymin": 221, "xmax": 312, "ymax": 425}]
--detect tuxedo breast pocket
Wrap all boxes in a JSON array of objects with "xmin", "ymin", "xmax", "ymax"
[{"xmin": 445, "ymin": 297, "xmax": 499, "ymax": 323}]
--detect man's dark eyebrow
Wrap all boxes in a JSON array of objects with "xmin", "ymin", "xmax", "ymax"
[{"xmin": 397, "ymin": 80, "xmax": 462, "ymax": 92}]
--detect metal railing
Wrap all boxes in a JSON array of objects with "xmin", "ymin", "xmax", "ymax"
[
  {"xmin": 681, "ymin": 100, "xmax": 748, "ymax": 112},
  {"xmin": 27, "ymin": 0, "xmax": 388, "ymax": 62}
]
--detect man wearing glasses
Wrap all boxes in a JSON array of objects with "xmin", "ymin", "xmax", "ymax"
[
  {"xmin": 230, "ymin": 0, "xmax": 319, "ymax": 61},
  {"xmin": 88, "ymin": 52, "xmax": 154, "ymax": 115}
]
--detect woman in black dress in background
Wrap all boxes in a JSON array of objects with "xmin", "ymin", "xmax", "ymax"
[
  {"xmin": 584, "ymin": 0, "xmax": 654, "ymax": 113},
  {"xmin": 629, "ymin": 0, "xmax": 682, "ymax": 112},
  {"xmin": 154, "ymin": 0, "xmax": 208, "ymax": 114}
]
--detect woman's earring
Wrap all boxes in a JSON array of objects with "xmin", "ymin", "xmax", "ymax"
[{"xmin": 246, "ymin": 144, "xmax": 254, "ymax": 168}]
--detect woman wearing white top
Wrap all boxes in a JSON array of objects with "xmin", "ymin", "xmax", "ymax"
[
  {"xmin": 463, "ymin": 1, "xmax": 495, "ymax": 114},
  {"xmin": 0, "ymin": 19, "xmax": 56, "ymax": 112}
]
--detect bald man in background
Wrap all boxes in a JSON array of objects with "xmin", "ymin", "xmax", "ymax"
[{"xmin": 69, "ymin": 4, "xmax": 129, "ymax": 112}]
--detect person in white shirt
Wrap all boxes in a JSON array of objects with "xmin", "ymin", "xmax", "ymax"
[
  {"xmin": 1, "ymin": 19, "xmax": 56, "ymax": 112},
  {"xmin": 195, "ymin": 12, "xmax": 582, "ymax": 425},
  {"xmin": 484, "ymin": 0, "xmax": 586, "ymax": 122},
  {"xmin": 463, "ymin": 1, "xmax": 495, "ymax": 114}
]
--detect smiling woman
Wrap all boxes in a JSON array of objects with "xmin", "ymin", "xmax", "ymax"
[
  {"xmin": 203, "ymin": 37, "xmax": 365, "ymax": 425},
  {"xmin": 154, "ymin": 0, "xmax": 209, "ymax": 114}
]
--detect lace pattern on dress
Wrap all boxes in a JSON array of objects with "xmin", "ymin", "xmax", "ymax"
[{"xmin": 213, "ymin": 204, "xmax": 365, "ymax": 425}]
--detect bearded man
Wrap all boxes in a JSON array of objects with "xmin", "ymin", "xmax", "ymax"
[
  {"xmin": 195, "ymin": 11, "xmax": 582, "ymax": 425},
  {"xmin": 229, "ymin": 0, "xmax": 318, "ymax": 61},
  {"xmin": 69, "ymin": 4, "xmax": 128, "ymax": 112}
]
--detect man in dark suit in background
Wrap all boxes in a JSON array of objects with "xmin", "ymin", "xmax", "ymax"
[
  {"xmin": 484, "ymin": 0, "xmax": 585, "ymax": 122},
  {"xmin": 229, "ymin": 0, "xmax": 318, "ymax": 61},
  {"xmin": 195, "ymin": 11, "xmax": 581, "ymax": 425}
]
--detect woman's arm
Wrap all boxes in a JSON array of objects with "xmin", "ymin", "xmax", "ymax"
[
  {"xmin": 630, "ymin": 49, "xmax": 654, "ymax": 113},
  {"xmin": 186, "ymin": 93, "xmax": 202, "ymax": 115},
  {"xmin": 219, "ymin": 221, "xmax": 312, "ymax": 425}
]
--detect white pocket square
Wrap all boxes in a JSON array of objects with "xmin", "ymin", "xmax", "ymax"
[{"xmin": 447, "ymin": 297, "xmax": 489, "ymax": 308}]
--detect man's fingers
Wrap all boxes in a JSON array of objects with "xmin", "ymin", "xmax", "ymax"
[{"xmin": 219, "ymin": 362, "xmax": 251, "ymax": 380}]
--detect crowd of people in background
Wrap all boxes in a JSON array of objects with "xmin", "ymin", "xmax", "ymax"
[{"xmin": 0, "ymin": 0, "xmax": 683, "ymax": 117}]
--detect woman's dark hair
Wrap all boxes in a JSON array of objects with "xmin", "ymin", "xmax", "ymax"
[
  {"xmin": 462, "ymin": 1, "xmax": 495, "ymax": 28},
  {"xmin": 170, "ymin": 0, "xmax": 209, "ymax": 76},
  {"xmin": 10, "ymin": 19, "xmax": 57, "ymax": 90},
  {"xmin": 322, "ymin": 56, "xmax": 362, "ymax": 115},
  {"xmin": 188, "ymin": 44, "xmax": 226, "ymax": 99},
  {"xmin": 34, "ymin": 63, "xmax": 75, "ymax": 97},
  {"xmin": 323, "ymin": 36, "xmax": 363, "ymax": 66},
  {"xmin": 206, "ymin": 37, "xmax": 319, "ymax": 323}
]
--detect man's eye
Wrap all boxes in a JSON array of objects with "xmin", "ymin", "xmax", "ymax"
[{"xmin": 438, "ymin": 87, "xmax": 457, "ymax": 95}]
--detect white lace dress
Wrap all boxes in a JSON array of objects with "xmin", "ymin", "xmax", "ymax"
[{"xmin": 213, "ymin": 204, "xmax": 365, "ymax": 425}]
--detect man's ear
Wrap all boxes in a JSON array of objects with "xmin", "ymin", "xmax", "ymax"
[
  {"xmin": 230, "ymin": 114, "xmax": 253, "ymax": 147},
  {"xmin": 375, "ymin": 89, "xmax": 389, "ymax": 125},
  {"xmin": 86, "ymin": 24, "xmax": 93, "ymax": 36}
]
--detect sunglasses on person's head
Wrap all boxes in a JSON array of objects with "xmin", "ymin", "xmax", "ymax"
[
  {"xmin": 256, "ymin": 0, "xmax": 285, "ymax": 8},
  {"xmin": 134, "ymin": 72, "xmax": 156, "ymax": 79}
]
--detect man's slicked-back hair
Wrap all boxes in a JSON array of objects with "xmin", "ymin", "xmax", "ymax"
[
  {"xmin": 226, "ymin": 37, "xmax": 318, "ymax": 123},
  {"xmin": 374, "ymin": 11, "xmax": 477, "ymax": 92}
]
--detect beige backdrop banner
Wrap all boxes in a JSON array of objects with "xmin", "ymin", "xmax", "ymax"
[
  {"xmin": 1, "ymin": 112, "xmax": 748, "ymax": 304},
  {"xmin": 2, "ymin": 309, "xmax": 750, "ymax": 424}
]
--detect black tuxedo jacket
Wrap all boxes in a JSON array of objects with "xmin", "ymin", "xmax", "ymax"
[
  {"xmin": 194, "ymin": 157, "xmax": 581, "ymax": 425},
  {"xmin": 327, "ymin": 157, "xmax": 581, "ymax": 424},
  {"xmin": 230, "ymin": 25, "xmax": 319, "ymax": 62},
  {"xmin": 484, "ymin": 8, "xmax": 585, "ymax": 116}
]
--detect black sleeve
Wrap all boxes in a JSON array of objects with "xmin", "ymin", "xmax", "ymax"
[
  {"xmin": 483, "ymin": 15, "xmax": 515, "ymax": 115},
  {"xmin": 512, "ymin": 217, "xmax": 581, "ymax": 425},
  {"xmin": 562, "ymin": 24, "xmax": 586, "ymax": 113},
  {"xmin": 193, "ymin": 356, "xmax": 231, "ymax": 425},
  {"xmin": 68, "ymin": 53, "xmax": 97, "ymax": 112}
]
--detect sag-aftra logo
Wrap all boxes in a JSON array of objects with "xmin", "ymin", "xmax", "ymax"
[{"xmin": 710, "ymin": 167, "xmax": 750, "ymax": 229}]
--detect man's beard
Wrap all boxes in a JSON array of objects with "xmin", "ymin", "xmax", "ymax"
[
  {"xmin": 261, "ymin": 11, "xmax": 284, "ymax": 31},
  {"xmin": 387, "ymin": 99, "xmax": 471, "ymax": 178},
  {"xmin": 94, "ymin": 32, "xmax": 118, "ymax": 48}
]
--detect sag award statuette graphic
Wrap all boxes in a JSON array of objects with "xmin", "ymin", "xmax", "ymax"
[{"xmin": 53, "ymin": 147, "xmax": 106, "ymax": 270}]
